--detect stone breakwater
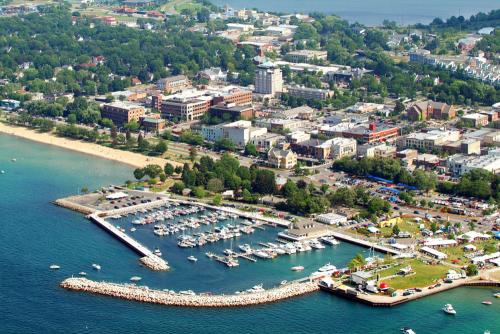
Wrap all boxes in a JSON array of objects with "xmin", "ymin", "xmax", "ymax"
[
  {"xmin": 60, "ymin": 278, "xmax": 319, "ymax": 307},
  {"xmin": 139, "ymin": 255, "xmax": 170, "ymax": 271}
]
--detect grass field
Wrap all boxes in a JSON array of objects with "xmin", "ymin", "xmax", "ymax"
[
  {"xmin": 379, "ymin": 218, "xmax": 423, "ymax": 237},
  {"xmin": 441, "ymin": 239, "xmax": 499, "ymax": 266},
  {"xmin": 378, "ymin": 259, "xmax": 452, "ymax": 290}
]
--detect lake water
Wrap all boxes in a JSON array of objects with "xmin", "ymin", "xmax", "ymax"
[
  {"xmin": 210, "ymin": 0, "xmax": 499, "ymax": 25},
  {"xmin": 1, "ymin": 133, "xmax": 499, "ymax": 333}
]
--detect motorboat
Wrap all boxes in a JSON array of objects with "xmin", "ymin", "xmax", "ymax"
[
  {"xmin": 291, "ymin": 265, "xmax": 304, "ymax": 271},
  {"xmin": 442, "ymin": 304, "xmax": 456, "ymax": 315},
  {"xmin": 130, "ymin": 276, "xmax": 142, "ymax": 282},
  {"xmin": 309, "ymin": 239, "xmax": 326, "ymax": 249},
  {"xmin": 401, "ymin": 327, "xmax": 416, "ymax": 334},
  {"xmin": 92, "ymin": 263, "xmax": 101, "ymax": 270},
  {"xmin": 253, "ymin": 250, "xmax": 271, "ymax": 259},
  {"xmin": 482, "ymin": 300, "xmax": 492, "ymax": 305},
  {"xmin": 494, "ymin": 292, "xmax": 500, "ymax": 298},
  {"xmin": 179, "ymin": 290, "xmax": 196, "ymax": 296},
  {"xmin": 246, "ymin": 284, "xmax": 265, "ymax": 294},
  {"xmin": 154, "ymin": 248, "xmax": 162, "ymax": 256},
  {"xmin": 319, "ymin": 235, "xmax": 340, "ymax": 245},
  {"xmin": 187, "ymin": 256, "xmax": 198, "ymax": 262},
  {"xmin": 280, "ymin": 280, "xmax": 288, "ymax": 285},
  {"xmin": 49, "ymin": 264, "xmax": 60, "ymax": 270},
  {"xmin": 238, "ymin": 244, "xmax": 252, "ymax": 253},
  {"xmin": 1, "ymin": 170, "xmax": 5, "ymax": 174},
  {"xmin": 78, "ymin": 272, "xmax": 87, "ymax": 276},
  {"xmin": 11, "ymin": 158, "xmax": 16, "ymax": 162},
  {"xmin": 310, "ymin": 263, "xmax": 337, "ymax": 279}
]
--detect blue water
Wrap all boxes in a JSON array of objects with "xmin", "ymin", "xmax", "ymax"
[
  {"xmin": 210, "ymin": 0, "xmax": 499, "ymax": 25},
  {"xmin": 1, "ymin": 133, "xmax": 499, "ymax": 334}
]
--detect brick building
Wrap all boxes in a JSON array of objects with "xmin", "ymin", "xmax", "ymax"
[{"xmin": 101, "ymin": 102, "xmax": 145, "ymax": 126}]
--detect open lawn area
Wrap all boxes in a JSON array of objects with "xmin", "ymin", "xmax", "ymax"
[
  {"xmin": 441, "ymin": 239, "xmax": 499, "ymax": 266},
  {"xmin": 378, "ymin": 259, "xmax": 452, "ymax": 290},
  {"xmin": 379, "ymin": 218, "xmax": 423, "ymax": 237}
]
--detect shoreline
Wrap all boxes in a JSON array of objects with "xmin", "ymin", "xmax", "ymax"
[{"xmin": 0, "ymin": 122, "xmax": 182, "ymax": 168}]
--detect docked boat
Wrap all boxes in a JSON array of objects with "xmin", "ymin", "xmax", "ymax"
[
  {"xmin": 154, "ymin": 248, "xmax": 162, "ymax": 256},
  {"xmin": 179, "ymin": 290, "xmax": 196, "ymax": 296},
  {"xmin": 291, "ymin": 265, "xmax": 304, "ymax": 271},
  {"xmin": 130, "ymin": 276, "xmax": 142, "ymax": 282},
  {"xmin": 280, "ymin": 280, "xmax": 288, "ymax": 285},
  {"xmin": 309, "ymin": 239, "xmax": 326, "ymax": 249},
  {"xmin": 78, "ymin": 272, "xmax": 87, "ymax": 276},
  {"xmin": 49, "ymin": 264, "xmax": 60, "ymax": 270},
  {"xmin": 238, "ymin": 244, "xmax": 252, "ymax": 253},
  {"xmin": 482, "ymin": 300, "xmax": 492, "ymax": 305},
  {"xmin": 187, "ymin": 255, "xmax": 198, "ymax": 262},
  {"xmin": 253, "ymin": 250, "xmax": 271, "ymax": 259},
  {"xmin": 92, "ymin": 263, "xmax": 101, "ymax": 270},
  {"xmin": 442, "ymin": 304, "xmax": 456, "ymax": 315},
  {"xmin": 310, "ymin": 263, "xmax": 337, "ymax": 279},
  {"xmin": 319, "ymin": 235, "xmax": 340, "ymax": 245},
  {"xmin": 494, "ymin": 292, "xmax": 500, "ymax": 298},
  {"xmin": 246, "ymin": 284, "xmax": 265, "ymax": 294}
]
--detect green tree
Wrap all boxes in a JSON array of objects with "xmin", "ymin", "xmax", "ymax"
[
  {"xmin": 164, "ymin": 163, "xmax": 174, "ymax": 176},
  {"xmin": 133, "ymin": 168, "xmax": 145, "ymax": 180},
  {"xmin": 212, "ymin": 194, "xmax": 222, "ymax": 205},
  {"xmin": 466, "ymin": 264, "xmax": 478, "ymax": 276},
  {"xmin": 244, "ymin": 142, "xmax": 258, "ymax": 156},
  {"xmin": 392, "ymin": 224, "xmax": 401, "ymax": 236},
  {"xmin": 154, "ymin": 140, "xmax": 168, "ymax": 154}
]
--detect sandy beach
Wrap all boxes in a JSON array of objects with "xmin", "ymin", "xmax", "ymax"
[{"xmin": 0, "ymin": 123, "xmax": 182, "ymax": 168}]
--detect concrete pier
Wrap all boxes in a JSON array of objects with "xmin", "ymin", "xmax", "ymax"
[
  {"xmin": 330, "ymin": 232, "xmax": 402, "ymax": 256},
  {"xmin": 60, "ymin": 277, "xmax": 319, "ymax": 307},
  {"xmin": 88, "ymin": 214, "xmax": 169, "ymax": 271}
]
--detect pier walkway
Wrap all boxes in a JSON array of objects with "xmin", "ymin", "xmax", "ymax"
[
  {"xmin": 330, "ymin": 232, "xmax": 402, "ymax": 256},
  {"xmin": 88, "ymin": 214, "xmax": 169, "ymax": 271},
  {"xmin": 168, "ymin": 198, "xmax": 291, "ymax": 228},
  {"xmin": 61, "ymin": 277, "xmax": 319, "ymax": 307}
]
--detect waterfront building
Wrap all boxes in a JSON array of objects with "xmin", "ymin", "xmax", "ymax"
[
  {"xmin": 316, "ymin": 213, "xmax": 348, "ymax": 225},
  {"xmin": 420, "ymin": 246, "xmax": 447, "ymax": 260},
  {"xmin": 161, "ymin": 97, "xmax": 211, "ymax": 122},
  {"xmin": 140, "ymin": 117, "xmax": 165, "ymax": 132},
  {"xmin": 101, "ymin": 101, "xmax": 145, "ymax": 126}
]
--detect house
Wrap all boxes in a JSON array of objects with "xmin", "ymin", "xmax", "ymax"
[
  {"xmin": 267, "ymin": 147, "xmax": 297, "ymax": 169},
  {"xmin": 278, "ymin": 221, "xmax": 329, "ymax": 241},
  {"xmin": 461, "ymin": 113, "xmax": 489, "ymax": 128},
  {"xmin": 423, "ymin": 238, "xmax": 457, "ymax": 248},
  {"xmin": 407, "ymin": 100, "xmax": 455, "ymax": 121},
  {"xmin": 457, "ymin": 231, "xmax": 491, "ymax": 243}
]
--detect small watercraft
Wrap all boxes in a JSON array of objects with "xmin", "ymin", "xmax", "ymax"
[
  {"xmin": 1, "ymin": 170, "xmax": 5, "ymax": 174},
  {"xmin": 291, "ymin": 265, "xmax": 304, "ymax": 271},
  {"xmin": 280, "ymin": 280, "xmax": 288, "ymax": 285},
  {"xmin": 130, "ymin": 227, "xmax": 136, "ymax": 232},
  {"xmin": 401, "ymin": 327, "xmax": 416, "ymax": 334},
  {"xmin": 49, "ymin": 264, "xmax": 60, "ymax": 270},
  {"xmin": 442, "ymin": 304, "xmax": 456, "ymax": 315},
  {"xmin": 482, "ymin": 301, "xmax": 492, "ymax": 305},
  {"xmin": 154, "ymin": 248, "xmax": 162, "ymax": 256},
  {"xmin": 187, "ymin": 255, "xmax": 198, "ymax": 262},
  {"xmin": 130, "ymin": 276, "xmax": 142, "ymax": 282},
  {"xmin": 92, "ymin": 263, "xmax": 101, "ymax": 270},
  {"xmin": 494, "ymin": 292, "xmax": 500, "ymax": 298},
  {"xmin": 11, "ymin": 158, "xmax": 16, "ymax": 162},
  {"xmin": 78, "ymin": 272, "xmax": 87, "ymax": 276}
]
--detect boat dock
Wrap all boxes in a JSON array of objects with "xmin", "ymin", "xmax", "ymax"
[
  {"xmin": 236, "ymin": 253, "xmax": 257, "ymax": 262},
  {"xmin": 330, "ymin": 232, "xmax": 401, "ymax": 256},
  {"xmin": 88, "ymin": 213, "xmax": 169, "ymax": 271},
  {"xmin": 60, "ymin": 277, "xmax": 319, "ymax": 308}
]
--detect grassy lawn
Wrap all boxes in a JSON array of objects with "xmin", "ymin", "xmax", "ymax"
[
  {"xmin": 379, "ymin": 218, "xmax": 423, "ymax": 237},
  {"xmin": 378, "ymin": 259, "xmax": 452, "ymax": 290},
  {"xmin": 441, "ymin": 239, "xmax": 499, "ymax": 266},
  {"xmin": 174, "ymin": 1, "xmax": 202, "ymax": 12}
]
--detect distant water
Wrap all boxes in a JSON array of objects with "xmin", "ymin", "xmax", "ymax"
[
  {"xmin": 210, "ymin": 0, "xmax": 499, "ymax": 25},
  {"xmin": 1, "ymin": 133, "xmax": 499, "ymax": 334}
]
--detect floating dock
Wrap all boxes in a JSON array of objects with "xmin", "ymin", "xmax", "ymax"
[{"xmin": 88, "ymin": 213, "xmax": 169, "ymax": 271}]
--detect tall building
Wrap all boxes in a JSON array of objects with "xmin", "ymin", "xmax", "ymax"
[{"xmin": 254, "ymin": 63, "xmax": 283, "ymax": 96}]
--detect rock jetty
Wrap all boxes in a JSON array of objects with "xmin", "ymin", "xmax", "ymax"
[
  {"xmin": 60, "ymin": 278, "xmax": 319, "ymax": 307},
  {"xmin": 140, "ymin": 255, "xmax": 169, "ymax": 271}
]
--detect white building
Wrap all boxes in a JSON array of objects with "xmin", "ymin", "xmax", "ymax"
[
  {"xmin": 447, "ymin": 153, "xmax": 500, "ymax": 176},
  {"xmin": 201, "ymin": 120, "xmax": 267, "ymax": 147},
  {"xmin": 316, "ymin": 213, "xmax": 348, "ymax": 225},
  {"xmin": 330, "ymin": 138, "xmax": 357, "ymax": 159},
  {"xmin": 254, "ymin": 63, "xmax": 283, "ymax": 96},
  {"xmin": 403, "ymin": 130, "xmax": 461, "ymax": 150}
]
